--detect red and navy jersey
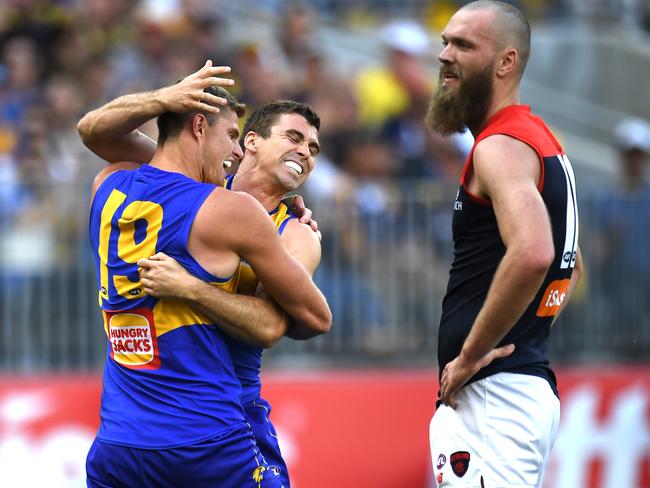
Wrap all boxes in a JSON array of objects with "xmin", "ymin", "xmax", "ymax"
[
  {"xmin": 88, "ymin": 165, "xmax": 246, "ymax": 449},
  {"xmin": 438, "ymin": 105, "xmax": 578, "ymax": 393}
]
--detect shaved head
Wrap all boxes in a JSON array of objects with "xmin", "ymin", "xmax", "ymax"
[{"xmin": 460, "ymin": 0, "xmax": 531, "ymax": 78}]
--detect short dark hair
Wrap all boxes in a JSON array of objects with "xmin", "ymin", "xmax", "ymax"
[
  {"xmin": 157, "ymin": 86, "xmax": 245, "ymax": 146},
  {"xmin": 241, "ymin": 100, "xmax": 320, "ymax": 144}
]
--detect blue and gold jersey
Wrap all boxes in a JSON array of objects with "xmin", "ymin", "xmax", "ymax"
[
  {"xmin": 224, "ymin": 176, "xmax": 296, "ymax": 405},
  {"xmin": 89, "ymin": 165, "xmax": 245, "ymax": 449}
]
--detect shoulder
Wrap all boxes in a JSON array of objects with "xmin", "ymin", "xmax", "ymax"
[
  {"xmin": 201, "ymin": 188, "xmax": 267, "ymax": 219},
  {"xmin": 195, "ymin": 188, "xmax": 271, "ymax": 245},
  {"xmin": 282, "ymin": 219, "xmax": 321, "ymax": 248},
  {"xmin": 473, "ymin": 135, "xmax": 541, "ymax": 196},
  {"xmin": 474, "ymin": 134, "xmax": 537, "ymax": 160},
  {"xmin": 281, "ymin": 219, "xmax": 321, "ymax": 274},
  {"xmin": 474, "ymin": 134, "xmax": 540, "ymax": 174},
  {"xmin": 91, "ymin": 161, "xmax": 141, "ymax": 198}
]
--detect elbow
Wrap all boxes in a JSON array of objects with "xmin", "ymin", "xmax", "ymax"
[
  {"xmin": 259, "ymin": 333, "xmax": 282, "ymax": 349},
  {"xmin": 533, "ymin": 248, "xmax": 555, "ymax": 275},
  {"xmin": 259, "ymin": 327, "xmax": 284, "ymax": 349},
  {"xmin": 297, "ymin": 306, "xmax": 332, "ymax": 338},
  {"xmin": 285, "ymin": 297, "xmax": 332, "ymax": 340},
  {"xmin": 77, "ymin": 114, "xmax": 95, "ymax": 146},
  {"xmin": 259, "ymin": 319, "xmax": 289, "ymax": 349},
  {"xmin": 313, "ymin": 305, "xmax": 333, "ymax": 335},
  {"xmin": 322, "ymin": 307, "xmax": 333, "ymax": 334},
  {"xmin": 517, "ymin": 242, "xmax": 554, "ymax": 279}
]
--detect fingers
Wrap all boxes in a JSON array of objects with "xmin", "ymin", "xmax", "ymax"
[
  {"xmin": 299, "ymin": 207, "xmax": 313, "ymax": 224},
  {"xmin": 440, "ymin": 377, "xmax": 457, "ymax": 409},
  {"xmin": 488, "ymin": 343, "xmax": 515, "ymax": 362},
  {"xmin": 139, "ymin": 278, "xmax": 159, "ymax": 298},
  {"xmin": 136, "ymin": 252, "xmax": 166, "ymax": 269},
  {"xmin": 202, "ymin": 93, "xmax": 228, "ymax": 107},
  {"xmin": 199, "ymin": 63, "xmax": 234, "ymax": 86},
  {"xmin": 439, "ymin": 363, "xmax": 460, "ymax": 409},
  {"xmin": 292, "ymin": 195, "xmax": 305, "ymax": 212},
  {"xmin": 307, "ymin": 218, "xmax": 319, "ymax": 233}
]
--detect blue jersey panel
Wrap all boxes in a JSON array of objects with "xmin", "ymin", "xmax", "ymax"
[{"xmin": 89, "ymin": 165, "xmax": 245, "ymax": 449}]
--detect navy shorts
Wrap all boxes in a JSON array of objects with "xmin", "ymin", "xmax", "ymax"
[
  {"xmin": 86, "ymin": 424, "xmax": 283, "ymax": 488},
  {"xmin": 245, "ymin": 398, "xmax": 290, "ymax": 487}
]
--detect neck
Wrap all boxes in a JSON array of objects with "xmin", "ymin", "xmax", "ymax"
[
  {"xmin": 470, "ymin": 84, "xmax": 520, "ymax": 136},
  {"xmin": 232, "ymin": 161, "xmax": 286, "ymax": 212},
  {"xmin": 149, "ymin": 139, "xmax": 203, "ymax": 182}
]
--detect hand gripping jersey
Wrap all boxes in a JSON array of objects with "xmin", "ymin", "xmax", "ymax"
[
  {"xmin": 438, "ymin": 105, "xmax": 578, "ymax": 393},
  {"xmin": 89, "ymin": 165, "xmax": 246, "ymax": 449},
  {"xmin": 223, "ymin": 176, "xmax": 297, "ymax": 406}
]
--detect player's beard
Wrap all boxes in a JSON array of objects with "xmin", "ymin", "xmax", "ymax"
[{"xmin": 425, "ymin": 63, "xmax": 494, "ymax": 136}]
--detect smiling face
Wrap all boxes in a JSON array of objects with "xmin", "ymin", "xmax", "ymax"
[
  {"xmin": 250, "ymin": 112, "xmax": 320, "ymax": 192},
  {"xmin": 200, "ymin": 108, "xmax": 243, "ymax": 184}
]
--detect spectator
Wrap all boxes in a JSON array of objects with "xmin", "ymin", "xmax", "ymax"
[
  {"xmin": 590, "ymin": 117, "xmax": 650, "ymax": 358},
  {"xmin": 354, "ymin": 19, "xmax": 433, "ymax": 128}
]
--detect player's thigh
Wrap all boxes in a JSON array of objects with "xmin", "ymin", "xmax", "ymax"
[
  {"xmin": 86, "ymin": 437, "xmax": 141, "ymax": 488},
  {"xmin": 482, "ymin": 373, "xmax": 560, "ymax": 488},
  {"xmin": 429, "ymin": 385, "xmax": 489, "ymax": 487},
  {"xmin": 486, "ymin": 373, "xmax": 560, "ymax": 488},
  {"xmin": 246, "ymin": 398, "xmax": 290, "ymax": 487},
  {"xmin": 145, "ymin": 424, "xmax": 283, "ymax": 488}
]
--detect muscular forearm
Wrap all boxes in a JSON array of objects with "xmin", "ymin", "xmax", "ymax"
[
  {"xmin": 77, "ymin": 92, "xmax": 160, "ymax": 163},
  {"xmin": 461, "ymin": 249, "xmax": 550, "ymax": 362},
  {"xmin": 79, "ymin": 91, "xmax": 164, "ymax": 142},
  {"xmin": 185, "ymin": 280, "xmax": 289, "ymax": 348}
]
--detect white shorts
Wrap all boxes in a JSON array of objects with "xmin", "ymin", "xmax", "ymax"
[{"xmin": 429, "ymin": 372, "xmax": 560, "ymax": 488}]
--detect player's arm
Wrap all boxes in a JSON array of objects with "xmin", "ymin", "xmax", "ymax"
[
  {"xmin": 77, "ymin": 61, "xmax": 233, "ymax": 163},
  {"xmin": 257, "ymin": 219, "xmax": 324, "ymax": 341},
  {"xmin": 90, "ymin": 161, "xmax": 142, "ymax": 201},
  {"xmin": 139, "ymin": 218, "xmax": 325, "ymax": 346},
  {"xmin": 138, "ymin": 253, "xmax": 291, "ymax": 348},
  {"xmin": 551, "ymin": 245, "xmax": 583, "ymax": 326},
  {"xmin": 200, "ymin": 191, "xmax": 331, "ymax": 340},
  {"xmin": 440, "ymin": 135, "xmax": 554, "ymax": 408}
]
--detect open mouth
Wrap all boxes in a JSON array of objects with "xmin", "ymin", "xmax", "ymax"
[
  {"xmin": 284, "ymin": 160, "xmax": 304, "ymax": 175},
  {"xmin": 223, "ymin": 159, "xmax": 233, "ymax": 169},
  {"xmin": 442, "ymin": 72, "xmax": 459, "ymax": 83}
]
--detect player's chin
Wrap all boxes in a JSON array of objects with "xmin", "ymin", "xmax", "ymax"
[{"xmin": 279, "ymin": 172, "xmax": 304, "ymax": 191}]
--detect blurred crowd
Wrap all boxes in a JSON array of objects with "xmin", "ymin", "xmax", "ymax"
[{"xmin": 0, "ymin": 0, "xmax": 649, "ymax": 367}]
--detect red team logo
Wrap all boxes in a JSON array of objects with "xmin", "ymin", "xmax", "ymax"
[{"xmin": 450, "ymin": 451, "xmax": 470, "ymax": 477}]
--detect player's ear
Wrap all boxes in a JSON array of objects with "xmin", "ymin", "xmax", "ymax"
[
  {"xmin": 496, "ymin": 48, "xmax": 517, "ymax": 78},
  {"xmin": 243, "ymin": 131, "xmax": 258, "ymax": 153},
  {"xmin": 191, "ymin": 114, "xmax": 207, "ymax": 139}
]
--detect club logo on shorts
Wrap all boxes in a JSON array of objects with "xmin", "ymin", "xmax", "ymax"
[
  {"xmin": 450, "ymin": 451, "xmax": 470, "ymax": 477},
  {"xmin": 436, "ymin": 453, "xmax": 447, "ymax": 470},
  {"xmin": 252, "ymin": 466, "xmax": 266, "ymax": 483},
  {"xmin": 437, "ymin": 472, "xmax": 444, "ymax": 484}
]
